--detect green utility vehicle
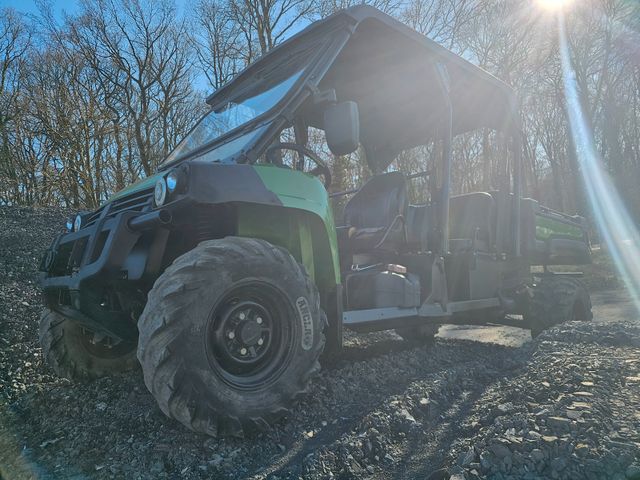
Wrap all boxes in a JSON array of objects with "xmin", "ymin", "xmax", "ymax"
[{"xmin": 39, "ymin": 6, "xmax": 592, "ymax": 436}]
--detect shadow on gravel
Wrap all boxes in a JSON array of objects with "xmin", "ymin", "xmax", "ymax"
[
  {"xmin": 398, "ymin": 384, "xmax": 491, "ymax": 479},
  {"xmin": 252, "ymin": 337, "xmax": 530, "ymax": 480}
]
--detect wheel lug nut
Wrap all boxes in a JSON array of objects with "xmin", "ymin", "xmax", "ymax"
[
  {"xmin": 256, "ymin": 317, "xmax": 263, "ymax": 324},
  {"xmin": 240, "ymin": 347, "xmax": 247, "ymax": 355},
  {"xmin": 239, "ymin": 312, "xmax": 246, "ymax": 320},
  {"xmin": 228, "ymin": 331, "xmax": 235, "ymax": 339},
  {"xmin": 257, "ymin": 338, "xmax": 264, "ymax": 346}
]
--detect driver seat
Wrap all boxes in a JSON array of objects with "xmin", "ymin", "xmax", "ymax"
[{"xmin": 341, "ymin": 172, "xmax": 408, "ymax": 253}]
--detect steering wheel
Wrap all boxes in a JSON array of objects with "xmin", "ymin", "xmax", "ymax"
[{"xmin": 265, "ymin": 142, "xmax": 332, "ymax": 189}]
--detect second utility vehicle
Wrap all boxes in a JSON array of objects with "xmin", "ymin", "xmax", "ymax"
[{"xmin": 39, "ymin": 6, "xmax": 592, "ymax": 436}]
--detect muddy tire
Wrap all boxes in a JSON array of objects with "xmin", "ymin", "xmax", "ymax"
[
  {"xmin": 137, "ymin": 237, "xmax": 326, "ymax": 437},
  {"xmin": 525, "ymin": 276, "xmax": 592, "ymax": 338},
  {"xmin": 39, "ymin": 308, "xmax": 138, "ymax": 380},
  {"xmin": 395, "ymin": 324, "xmax": 439, "ymax": 344}
]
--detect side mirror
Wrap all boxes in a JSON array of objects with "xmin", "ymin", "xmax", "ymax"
[{"xmin": 324, "ymin": 101, "xmax": 360, "ymax": 156}]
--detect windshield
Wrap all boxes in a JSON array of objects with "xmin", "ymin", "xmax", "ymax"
[
  {"xmin": 192, "ymin": 125, "xmax": 269, "ymax": 165},
  {"xmin": 161, "ymin": 70, "xmax": 304, "ymax": 166}
]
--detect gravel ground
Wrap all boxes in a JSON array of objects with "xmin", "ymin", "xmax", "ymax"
[{"xmin": 1, "ymin": 205, "xmax": 640, "ymax": 480}]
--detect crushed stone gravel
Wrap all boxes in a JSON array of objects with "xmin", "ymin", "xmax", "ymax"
[{"xmin": 1, "ymin": 205, "xmax": 639, "ymax": 480}]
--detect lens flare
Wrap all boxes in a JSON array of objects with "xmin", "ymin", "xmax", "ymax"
[
  {"xmin": 557, "ymin": 12, "xmax": 640, "ymax": 312},
  {"xmin": 538, "ymin": 0, "xmax": 574, "ymax": 11}
]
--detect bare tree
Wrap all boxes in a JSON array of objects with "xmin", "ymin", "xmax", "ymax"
[
  {"xmin": 227, "ymin": 0, "xmax": 314, "ymax": 59},
  {"xmin": 68, "ymin": 0, "xmax": 197, "ymax": 176},
  {"xmin": 191, "ymin": 0, "xmax": 244, "ymax": 90},
  {"xmin": 0, "ymin": 8, "xmax": 32, "ymax": 204}
]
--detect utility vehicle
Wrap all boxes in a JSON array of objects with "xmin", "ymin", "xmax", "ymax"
[{"xmin": 39, "ymin": 6, "xmax": 592, "ymax": 436}]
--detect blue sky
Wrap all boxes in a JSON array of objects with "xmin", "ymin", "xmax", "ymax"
[
  {"xmin": 2, "ymin": 0, "xmax": 80, "ymax": 16},
  {"xmin": 1, "ymin": 0, "xmax": 190, "ymax": 17}
]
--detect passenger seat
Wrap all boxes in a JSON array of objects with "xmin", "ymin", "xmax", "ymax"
[
  {"xmin": 405, "ymin": 204, "xmax": 434, "ymax": 252},
  {"xmin": 448, "ymin": 192, "xmax": 495, "ymax": 252}
]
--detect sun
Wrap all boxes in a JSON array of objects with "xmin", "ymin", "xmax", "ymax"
[{"xmin": 537, "ymin": 0, "xmax": 575, "ymax": 10}]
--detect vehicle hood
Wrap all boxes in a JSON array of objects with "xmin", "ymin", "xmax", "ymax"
[{"xmin": 107, "ymin": 172, "xmax": 163, "ymax": 203}]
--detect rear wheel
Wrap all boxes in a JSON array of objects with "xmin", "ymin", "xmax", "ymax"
[
  {"xmin": 525, "ymin": 276, "xmax": 592, "ymax": 338},
  {"xmin": 395, "ymin": 324, "xmax": 439, "ymax": 344},
  {"xmin": 39, "ymin": 308, "xmax": 138, "ymax": 380},
  {"xmin": 137, "ymin": 237, "xmax": 326, "ymax": 437}
]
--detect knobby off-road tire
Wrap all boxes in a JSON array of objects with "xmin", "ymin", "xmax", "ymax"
[
  {"xmin": 525, "ymin": 276, "xmax": 593, "ymax": 338},
  {"xmin": 137, "ymin": 237, "xmax": 326, "ymax": 437},
  {"xmin": 395, "ymin": 324, "xmax": 439, "ymax": 344},
  {"xmin": 39, "ymin": 309, "xmax": 138, "ymax": 380}
]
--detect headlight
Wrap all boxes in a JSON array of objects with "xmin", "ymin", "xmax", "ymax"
[
  {"xmin": 73, "ymin": 214, "xmax": 83, "ymax": 232},
  {"xmin": 66, "ymin": 218, "xmax": 74, "ymax": 232},
  {"xmin": 166, "ymin": 171, "xmax": 179, "ymax": 192},
  {"xmin": 166, "ymin": 167, "xmax": 187, "ymax": 194},
  {"xmin": 154, "ymin": 178, "xmax": 167, "ymax": 207}
]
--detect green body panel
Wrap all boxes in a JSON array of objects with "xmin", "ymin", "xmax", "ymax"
[
  {"xmin": 241, "ymin": 165, "xmax": 341, "ymax": 288},
  {"xmin": 101, "ymin": 164, "xmax": 340, "ymax": 290},
  {"xmin": 535, "ymin": 215, "xmax": 584, "ymax": 240}
]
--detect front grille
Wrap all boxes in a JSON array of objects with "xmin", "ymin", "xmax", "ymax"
[
  {"xmin": 83, "ymin": 188, "xmax": 154, "ymax": 229},
  {"xmin": 46, "ymin": 237, "xmax": 88, "ymax": 277},
  {"xmin": 44, "ymin": 187, "xmax": 154, "ymax": 277}
]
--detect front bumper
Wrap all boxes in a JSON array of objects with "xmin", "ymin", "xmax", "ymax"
[
  {"xmin": 39, "ymin": 195, "xmax": 176, "ymax": 340},
  {"xmin": 40, "ymin": 206, "xmax": 145, "ymax": 291}
]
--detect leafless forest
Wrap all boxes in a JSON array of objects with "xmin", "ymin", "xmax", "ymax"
[{"xmin": 1, "ymin": 0, "xmax": 639, "ymax": 220}]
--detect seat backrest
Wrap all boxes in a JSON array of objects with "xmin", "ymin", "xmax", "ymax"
[
  {"xmin": 449, "ymin": 192, "xmax": 495, "ymax": 251},
  {"xmin": 406, "ymin": 204, "xmax": 438, "ymax": 251},
  {"xmin": 344, "ymin": 172, "xmax": 408, "ymax": 229},
  {"xmin": 490, "ymin": 191, "xmax": 543, "ymax": 255},
  {"xmin": 489, "ymin": 190, "xmax": 512, "ymax": 254}
]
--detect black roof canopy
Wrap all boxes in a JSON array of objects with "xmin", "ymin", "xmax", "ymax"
[{"xmin": 206, "ymin": 6, "xmax": 518, "ymax": 170}]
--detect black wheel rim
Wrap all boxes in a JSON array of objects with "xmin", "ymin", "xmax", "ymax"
[{"xmin": 206, "ymin": 282, "xmax": 294, "ymax": 390}]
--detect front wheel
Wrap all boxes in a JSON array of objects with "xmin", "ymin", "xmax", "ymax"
[
  {"xmin": 39, "ymin": 309, "xmax": 138, "ymax": 380},
  {"xmin": 525, "ymin": 276, "xmax": 592, "ymax": 338},
  {"xmin": 137, "ymin": 237, "xmax": 326, "ymax": 437}
]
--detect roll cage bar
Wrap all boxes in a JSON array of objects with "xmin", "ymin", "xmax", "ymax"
[{"xmin": 202, "ymin": 5, "xmax": 523, "ymax": 257}]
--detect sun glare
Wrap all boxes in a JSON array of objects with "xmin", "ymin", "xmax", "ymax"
[{"xmin": 537, "ymin": 0, "xmax": 574, "ymax": 10}]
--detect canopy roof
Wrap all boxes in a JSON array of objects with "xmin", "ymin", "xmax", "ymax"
[{"xmin": 206, "ymin": 6, "xmax": 518, "ymax": 171}]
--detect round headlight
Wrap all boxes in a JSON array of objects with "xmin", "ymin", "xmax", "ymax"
[
  {"xmin": 66, "ymin": 218, "xmax": 74, "ymax": 232},
  {"xmin": 73, "ymin": 214, "xmax": 83, "ymax": 232},
  {"xmin": 154, "ymin": 178, "xmax": 167, "ymax": 206},
  {"xmin": 166, "ymin": 171, "xmax": 179, "ymax": 192}
]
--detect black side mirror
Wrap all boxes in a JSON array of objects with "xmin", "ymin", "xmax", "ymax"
[{"xmin": 324, "ymin": 101, "xmax": 360, "ymax": 156}]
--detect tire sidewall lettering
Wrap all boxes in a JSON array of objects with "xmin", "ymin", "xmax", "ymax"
[{"xmin": 295, "ymin": 296, "xmax": 314, "ymax": 351}]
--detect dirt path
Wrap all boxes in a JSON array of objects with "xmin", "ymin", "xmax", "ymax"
[{"xmin": 1, "ymin": 206, "xmax": 639, "ymax": 480}]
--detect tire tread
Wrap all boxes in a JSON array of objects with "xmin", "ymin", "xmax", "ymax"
[
  {"xmin": 526, "ymin": 276, "xmax": 592, "ymax": 337},
  {"xmin": 137, "ymin": 237, "xmax": 325, "ymax": 437}
]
